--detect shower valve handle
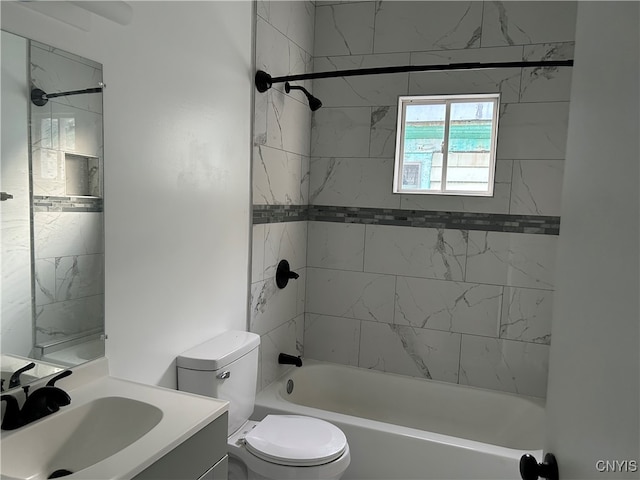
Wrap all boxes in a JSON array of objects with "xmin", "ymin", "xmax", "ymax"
[{"xmin": 275, "ymin": 260, "xmax": 299, "ymax": 289}]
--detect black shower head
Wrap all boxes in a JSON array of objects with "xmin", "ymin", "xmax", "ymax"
[
  {"xmin": 285, "ymin": 82, "xmax": 322, "ymax": 111},
  {"xmin": 307, "ymin": 95, "xmax": 323, "ymax": 112}
]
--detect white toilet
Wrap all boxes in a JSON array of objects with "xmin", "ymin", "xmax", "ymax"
[{"xmin": 177, "ymin": 331, "xmax": 351, "ymax": 480}]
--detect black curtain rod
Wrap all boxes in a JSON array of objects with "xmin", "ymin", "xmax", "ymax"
[
  {"xmin": 31, "ymin": 85, "xmax": 105, "ymax": 106},
  {"xmin": 255, "ymin": 59, "xmax": 573, "ymax": 92}
]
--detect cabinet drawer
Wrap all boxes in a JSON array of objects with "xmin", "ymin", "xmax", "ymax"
[
  {"xmin": 198, "ymin": 455, "xmax": 228, "ymax": 480},
  {"xmin": 134, "ymin": 412, "xmax": 228, "ymax": 480}
]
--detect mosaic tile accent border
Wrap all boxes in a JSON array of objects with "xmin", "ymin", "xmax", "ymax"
[
  {"xmin": 253, "ymin": 204, "xmax": 560, "ymax": 235},
  {"xmin": 252, "ymin": 204, "xmax": 309, "ymax": 224},
  {"xmin": 309, "ymin": 206, "xmax": 560, "ymax": 235},
  {"xmin": 33, "ymin": 196, "xmax": 103, "ymax": 213}
]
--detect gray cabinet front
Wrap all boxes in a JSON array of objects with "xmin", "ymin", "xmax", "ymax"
[{"xmin": 134, "ymin": 412, "xmax": 228, "ymax": 480}]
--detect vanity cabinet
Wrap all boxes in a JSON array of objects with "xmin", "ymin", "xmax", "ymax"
[{"xmin": 134, "ymin": 412, "xmax": 228, "ymax": 480}]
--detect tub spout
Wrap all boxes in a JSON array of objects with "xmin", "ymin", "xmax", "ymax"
[{"xmin": 278, "ymin": 353, "xmax": 302, "ymax": 367}]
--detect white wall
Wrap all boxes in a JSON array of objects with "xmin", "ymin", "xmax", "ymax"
[
  {"xmin": 1, "ymin": 1, "xmax": 254, "ymax": 388},
  {"xmin": 545, "ymin": 2, "xmax": 639, "ymax": 477}
]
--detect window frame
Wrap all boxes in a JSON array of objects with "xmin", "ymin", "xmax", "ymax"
[{"xmin": 393, "ymin": 93, "xmax": 500, "ymax": 197}]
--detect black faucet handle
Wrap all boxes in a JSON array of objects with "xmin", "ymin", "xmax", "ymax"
[
  {"xmin": 8, "ymin": 362, "xmax": 36, "ymax": 389},
  {"xmin": 46, "ymin": 369, "xmax": 72, "ymax": 387}
]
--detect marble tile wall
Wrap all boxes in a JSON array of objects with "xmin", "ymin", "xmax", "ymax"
[
  {"xmin": 311, "ymin": 1, "xmax": 574, "ymax": 217},
  {"xmin": 251, "ymin": 1, "xmax": 575, "ymax": 397},
  {"xmin": 301, "ymin": 1, "xmax": 577, "ymax": 398},
  {"xmin": 304, "ymin": 222, "xmax": 556, "ymax": 397},
  {"xmin": 252, "ymin": 0, "xmax": 315, "ymax": 389},
  {"xmin": 33, "ymin": 212, "xmax": 104, "ymax": 345}
]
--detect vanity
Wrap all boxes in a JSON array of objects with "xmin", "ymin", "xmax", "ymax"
[{"xmin": 0, "ymin": 358, "xmax": 229, "ymax": 480}]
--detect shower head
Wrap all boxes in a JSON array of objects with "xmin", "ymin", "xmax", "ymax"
[
  {"xmin": 284, "ymin": 82, "xmax": 322, "ymax": 111},
  {"xmin": 254, "ymin": 71, "xmax": 322, "ymax": 110},
  {"xmin": 307, "ymin": 95, "xmax": 323, "ymax": 112}
]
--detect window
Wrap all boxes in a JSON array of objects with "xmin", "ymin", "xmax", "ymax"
[{"xmin": 393, "ymin": 94, "xmax": 500, "ymax": 196}]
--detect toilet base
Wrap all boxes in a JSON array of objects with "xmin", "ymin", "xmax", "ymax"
[
  {"xmin": 228, "ymin": 455, "xmax": 248, "ymax": 480},
  {"xmin": 228, "ymin": 450, "xmax": 351, "ymax": 480},
  {"xmin": 228, "ymin": 454, "xmax": 275, "ymax": 480}
]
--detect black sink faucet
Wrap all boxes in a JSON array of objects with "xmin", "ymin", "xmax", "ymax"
[
  {"xmin": 0, "ymin": 395, "xmax": 24, "ymax": 430},
  {"xmin": 1, "ymin": 370, "xmax": 72, "ymax": 430}
]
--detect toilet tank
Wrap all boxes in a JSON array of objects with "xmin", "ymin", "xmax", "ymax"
[{"xmin": 177, "ymin": 331, "xmax": 260, "ymax": 436}]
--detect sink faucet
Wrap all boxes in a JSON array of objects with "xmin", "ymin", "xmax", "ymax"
[{"xmin": 1, "ymin": 370, "xmax": 72, "ymax": 430}]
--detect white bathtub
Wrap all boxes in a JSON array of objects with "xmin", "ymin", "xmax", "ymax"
[{"xmin": 253, "ymin": 360, "xmax": 544, "ymax": 480}]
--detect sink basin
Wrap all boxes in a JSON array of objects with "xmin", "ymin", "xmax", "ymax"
[{"xmin": 1, "ymin": 396, "xmax": 163, "ymax": 480}]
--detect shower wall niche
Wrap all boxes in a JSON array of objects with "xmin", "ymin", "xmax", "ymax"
[
  {"xmin": 64, "ymin": 153, "xmax": 101, "ymax": 197},
  {"xmin": 30, "ymin": 40, "xmax": 105, "ymax": 356}
]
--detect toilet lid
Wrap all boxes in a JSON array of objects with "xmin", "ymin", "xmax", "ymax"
[{"xmin": 244, "ymin": 415, "xmax": 347, "ymax": 467}]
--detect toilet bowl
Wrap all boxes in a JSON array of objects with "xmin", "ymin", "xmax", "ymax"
[
  {"xmin": 228, "ymin": 416, "xmax": 350, "ymax": 480},
  {"xmin": 177, "ymin": 331, "xmax": 351, "ymax": 480}
]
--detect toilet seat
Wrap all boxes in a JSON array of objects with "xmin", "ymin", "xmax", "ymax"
[{"xmin": 244, "ymin": 415, "xmax": 347, "ymax": 467}]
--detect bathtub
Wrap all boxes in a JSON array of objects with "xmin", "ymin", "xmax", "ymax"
[{"xmin": 253, "ymin": 360, "xmax": 544, "ymax": 480}]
